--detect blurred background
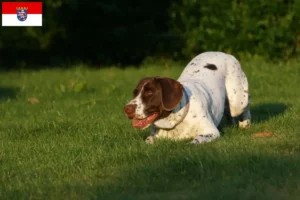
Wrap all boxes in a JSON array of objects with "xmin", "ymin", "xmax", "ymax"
[{"xmin": 1, "ymin": 0, "xmax": 300, "ymax": 69}]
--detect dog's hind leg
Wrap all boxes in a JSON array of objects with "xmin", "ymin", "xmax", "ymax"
[
  {"xmin": 237, "ymin": 95, "xmax": 251, "ymax": 129},
  {"xmin": 224, "ymin": 96, "xmax": 237, "ymax": 126},
  {"xmin": 224, "ymin": 95, "xmax": 251, "ymax": 128},
  {"xmin": 225, "ymin": 55, "xmax": 249, "ymax": 117},
  {"xmin": 224, "ymin": 55, "xmax": 251, "ymax": 128}
]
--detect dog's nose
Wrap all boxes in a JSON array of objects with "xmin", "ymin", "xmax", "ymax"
[{"xmin": 124, "ymin": 104, "xmax": 136, "ymax": 118}]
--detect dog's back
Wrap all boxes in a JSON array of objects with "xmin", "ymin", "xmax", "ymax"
[
  {"xmin": 178, "ymin": 52, "xmax": 235, "ymax": 85},
  {"xmin": 178, "ymin": 51, "xmax": 249, "ymax": 118}
]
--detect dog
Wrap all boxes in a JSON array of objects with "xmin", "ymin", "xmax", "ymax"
[{"xmin": 124, "ymin": 52, "xmax": 251, "ymax": 144}]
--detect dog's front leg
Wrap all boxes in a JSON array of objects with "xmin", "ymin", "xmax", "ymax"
[
  {"xmin": 145, "ymin": 126, "xmax": 158, "ymax": 144},
  {"xmin": 189, "ymin": 118, "xmax": 220, "ymax": 144},
  {"xmin": 189, "ymin": 133, "xmax": 220, "ymax": 144},
  {"xmin": 145, "ymin": 126, "xmax": 172, "ymax": 144},
  {"xmin": 145, "ymin": 136, "xmax": 155, "ymax": 144}
]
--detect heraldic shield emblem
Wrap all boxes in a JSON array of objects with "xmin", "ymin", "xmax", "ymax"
[{"xmin": 16, "ymin": 7, "xmax": 28, "ymax": 22}]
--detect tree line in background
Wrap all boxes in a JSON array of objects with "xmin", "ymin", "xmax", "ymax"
[{"xmin": 0, "ymin": 0, "xmax": 300, "ymax": 69}]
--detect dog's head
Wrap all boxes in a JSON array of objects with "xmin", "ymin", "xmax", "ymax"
[{"xmin": 124, "ymin": 77, "xmax": 183, "ymax": 129}]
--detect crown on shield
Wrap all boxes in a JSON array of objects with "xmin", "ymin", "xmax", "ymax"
[{"xmin": 16, "ymin": 7, "xmax": 28, "ymax": 10}]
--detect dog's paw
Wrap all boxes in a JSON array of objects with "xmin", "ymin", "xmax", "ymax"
[
  {"xmin": 145, "ymin": 136, "xmax": 154, "ymax": 144},
  {"xmin": 189, "ymin": 134, "xmax": 216, "ymax": 144},
  {"xmin": 239, "ymin": 119, "xmax": 250, "ymax": 129}
]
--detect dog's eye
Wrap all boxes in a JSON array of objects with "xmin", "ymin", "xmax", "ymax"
[{"xmin": 145, "ymin": 90, "xmax": 153, "ymax": 96}]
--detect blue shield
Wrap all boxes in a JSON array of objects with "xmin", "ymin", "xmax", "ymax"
[{"xmin": 16, "ymin": 9, "xmax": 28, "ymax": 22}]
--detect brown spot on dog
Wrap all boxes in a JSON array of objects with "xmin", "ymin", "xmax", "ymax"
[{"xmin": 204, "ymin": 63, "xmax": 218, "ymax": 70}]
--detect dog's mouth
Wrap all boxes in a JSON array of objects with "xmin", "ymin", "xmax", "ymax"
[{"xmin": 132, "ymin": 112, "xmax": 159, "ymax": 129}]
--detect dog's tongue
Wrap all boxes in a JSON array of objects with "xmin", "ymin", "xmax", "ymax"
[{"xmin": 132, "ymin": 113, "xmax": 159, "ymax": 129}]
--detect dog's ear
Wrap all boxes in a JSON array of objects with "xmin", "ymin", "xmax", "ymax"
[{"xmin": 155, "ymin": 77, "xmax": 183, "ymax": 111}]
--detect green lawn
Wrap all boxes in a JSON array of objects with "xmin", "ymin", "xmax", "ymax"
[{"xmin": 0, "ymin": 59, "xmax": 300, "ymax": 200}]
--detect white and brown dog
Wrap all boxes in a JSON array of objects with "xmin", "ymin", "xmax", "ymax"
[{"xmin": 124, "ymin": 52, "xmax": 251, "ymax": 144}]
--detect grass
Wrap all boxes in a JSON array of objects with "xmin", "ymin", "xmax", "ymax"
[{"xmin": 0, "ymin": 58, "xmax": 300, "ymax": 200}]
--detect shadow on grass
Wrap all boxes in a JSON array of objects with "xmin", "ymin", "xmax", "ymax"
[
  {"xmin": 89, "ymin": 105, "xmax": 294, "ymax": 199},
  {"xmin": 0, "ymin": 87, "xmax": 20, "ymax": 101},
  {"xmin": 93, "ymin": 148, "xmax": 300, "ymax": 200},
  {"xmin": 215, "ymin": 103, "xmax": 288, "ymax": 137},
  {"xmin": 250, "ymin": 103, "xmax": 288, "ymax": 123}
]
